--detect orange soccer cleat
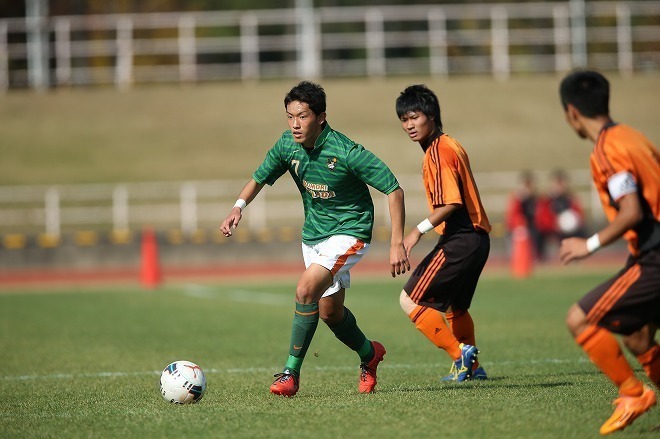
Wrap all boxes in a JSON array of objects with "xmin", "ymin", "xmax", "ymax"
[{"xmin": 599, "ymin": 385, "xmax": 656, "ymax": 435}]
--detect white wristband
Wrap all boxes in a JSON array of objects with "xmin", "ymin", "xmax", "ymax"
[
  {"xmin": 416, "ymin": 218, "xmax": 434, "ymax": 234},
  {"xmin": 233, "ymin": 199, "xmax": 247, "ymax": 211},
  {"xmin": 586, "ymin": 233, "xmax": 601, "ymax": 254}
]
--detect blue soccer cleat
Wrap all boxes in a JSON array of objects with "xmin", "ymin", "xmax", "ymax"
[
  {"xmin": 472, "ymin": 366, "xmax": 488, "ymax": 380},
  {"xmin": 441, "ymin": 343, "xmax": 479, "ymax": 382},
  {"xmin": 440, "ymin": 363, "xmax": 459, "ymax": 381},
  {"xmin": 441, "ymin": 363, "xmax": 487, "ymax": 381}
]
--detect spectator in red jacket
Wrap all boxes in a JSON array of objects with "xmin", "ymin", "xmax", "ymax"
[{"xmin": 506, "ymin": 171, "xmax": 554, "ymax": 261}]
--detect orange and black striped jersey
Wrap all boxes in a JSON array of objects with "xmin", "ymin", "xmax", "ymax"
[
  {"xmin": 422, "ymin": 133, "xmax": 491, "ymax": 236},
  {"xmin": 591, "ymin": 123, "xmax": 660, "ymax": 256}
]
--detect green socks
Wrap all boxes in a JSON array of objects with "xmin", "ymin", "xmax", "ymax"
[
  {"xmin": 328, "ymin": 307, "xmax": 375, "ymax": 363},
  {"xmin": 284, "ymin": 302, "xmax": 319, "ymax": 375},
  {"xmin": 283, "ymin": 304, "xmax": 375, "ymax": 376}
]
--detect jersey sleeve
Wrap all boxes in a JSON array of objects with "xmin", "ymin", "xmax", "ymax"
[
  {"xmin": 426, "ymin": 145, "xmax": 463, "ymax": 206},
  {"xmin": 607, "ymin": 171, "xmax": 638, "ymax": 201},
  {"xmin": 252, "ymin": 138, "xmax": 289, "ymax": 186},
  {"xmin": 601, "ymin": 140, "xmax": 638, "ymax": 201},
  {"xmin": 346, "ymin": 144, "xmax": 399, "ymax": 195},
  {"xmin": 601, "ymin": 141, "xmax": 636, "ymax": 177}
]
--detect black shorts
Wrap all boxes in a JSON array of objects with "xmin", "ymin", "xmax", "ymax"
[
  {"xmin": 403, "ymin": 231, "xmax": 490, "ymax": 312},
  {"xmin": 578, "ymin": 248, "xmax": 660, "ymax": 335}
]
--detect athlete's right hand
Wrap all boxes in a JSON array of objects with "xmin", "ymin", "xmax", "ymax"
[
  {"xmin": 403, "ymin": 230, "xmax": 421, "ymax": 258},
  {"xmin": 390, "ymin": 242, "xmax": 410, "ymax": 278},
  {"xmin": 559, "ymin": 237, "xmax": 589, "ymax": 264},
  {"xmin": 220, "ymin": 208, "xmax": 242, "ymax": 237}
]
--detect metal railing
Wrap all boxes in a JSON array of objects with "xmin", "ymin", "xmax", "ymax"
[
  {"xmin": 0, "ymin": 170, "xmax": 601, "ymax": 242},
  {"xmin": 1, "ymin": 1, "xmax": 659, "ymax": 90}
]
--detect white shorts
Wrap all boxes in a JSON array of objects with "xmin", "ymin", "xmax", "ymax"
[{"xmin": 302, "ymin": 235, "xmax": 369, "ymax": 298}]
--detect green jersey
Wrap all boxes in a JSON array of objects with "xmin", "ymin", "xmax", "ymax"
[{"xmin": 253, "ymin": 123, "xmax": 399, "ymax": 244}]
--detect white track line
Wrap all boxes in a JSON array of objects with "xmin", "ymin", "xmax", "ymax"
[{"xmin": 3, "ymin": 358, "xmax": 589, "ymax": 381}]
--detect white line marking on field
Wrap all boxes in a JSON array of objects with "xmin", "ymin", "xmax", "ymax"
[
  {"xmin": 2, "ymin": 358, "xmax": 589, "ymax": 382},
  {"xmin": 228, "ymin": 290, "xmax": 289, "ymax": 306},
  {"xmin": 6, "ymin": 371, "xmax": 160, "ymax": 381},
  {"xmin": 181, "ymin": 285, "xmax": 289, "ymax": 306},
  {"xmin": 182, "ymin": 284, "xmax": 218, "ymax": 299}
]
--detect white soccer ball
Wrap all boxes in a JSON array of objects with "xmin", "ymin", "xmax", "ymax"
[
  {"xmin": 557, "ymin": 209, "xmax": 580, "ymax": 234},
  {"xmin": 159, "ymin": 360, "xmax": 207, "ymax": 404}
]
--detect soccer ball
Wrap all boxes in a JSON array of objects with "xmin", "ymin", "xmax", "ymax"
[
  {"xmin": 557, "ymin": 209, "xmax": 580, "ymax": 234},
  {"xmin": 159, "ymin": 360, "xmax": 207, "ymax": 404}
]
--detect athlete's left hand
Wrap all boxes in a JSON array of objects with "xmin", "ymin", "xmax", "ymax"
[
  {"xmin": 559, "ymin": 237, "xmax": 590, "ymax": 264},
  {"xmin": 390, "ymin": 243, "xmax": 410, "ymax": 278}
]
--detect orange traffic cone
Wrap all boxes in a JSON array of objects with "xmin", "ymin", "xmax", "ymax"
[
  {"xmin": 140, "ymin": 227, "xmax": 162, "ymax": 288},
  {"xmin": 511, "ymin": 226, "xmax": 533, "ymax": 278}
]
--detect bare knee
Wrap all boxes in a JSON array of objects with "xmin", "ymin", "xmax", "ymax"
[
  {"xmin": 566, "ymin": 303, "xmax": 589, "ymax": 338},
  {"xmin": 295, "ymin": 277, "xmax": 323, "ymax": 304},
  {"xmin": 623, "ymin": 325, "xmax": 655, "ymax": 356},
  {"xmin": 296, "ymin": 264, "xmax": 332, "ymax": 304},
  {"xmin": 399, "ymin": 290, "xmax": 417, "ymax": 317},
  {"xmin": 295, "ymin": 283, "xmax": 316, "ymax": 304}
]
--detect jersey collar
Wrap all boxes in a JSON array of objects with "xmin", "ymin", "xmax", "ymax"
[
  {"xmin": 596, "ymin": 121, "xmax": 618, "ymax": 144},
  {"xmin": 311, "ymin": 122, "xmax": 332, "ymax": 150},
  {"xmin": 599, "ymin": 121, "xmax": 618, "ymax": 134}
]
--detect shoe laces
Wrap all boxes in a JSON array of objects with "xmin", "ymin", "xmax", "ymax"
[
  {"xmin": 360, "ymin": 363, "xmax": 375, "ymax": 381},
  {"xmin": 273, "ymin": 372, "xmax": 296, "ymax": 383}
]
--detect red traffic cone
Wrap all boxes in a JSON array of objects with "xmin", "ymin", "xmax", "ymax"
[
  {"xmin": 511, "ymin": 226, "xmax": 533, "ymax": 278},
  {"xmin": 140, "ymin": 227, "xmax": 162, "ymax": 289}
]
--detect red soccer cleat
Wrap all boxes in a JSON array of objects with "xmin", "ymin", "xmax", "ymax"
[
  {"xmin": 269, "ymin": 371, "xmax": 299, "ymax": 397},
  {"xmin": 359, "ymin": 341, "xmax": 386, "ymax": 394}
]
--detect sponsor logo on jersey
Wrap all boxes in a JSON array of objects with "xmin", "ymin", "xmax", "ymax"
[{"xmin": 302, "ymin": 179, "xmax": 336, "ymax": 199}]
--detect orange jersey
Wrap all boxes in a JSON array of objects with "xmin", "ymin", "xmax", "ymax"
[
  {"xmin": 591, "ymin": 123, "xmax": 660, "ymax": 255},
  {"xmin": 422, "ymin": 134, "xmax": 491, "ymax": 235}
]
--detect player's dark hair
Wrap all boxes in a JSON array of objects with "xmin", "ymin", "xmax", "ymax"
[
  {"xmin": 395, "ymin": 84, "xmax": 442, "ymax": 130},
  {"xmin": 284, "ymin": 81, "xmax": 326, "ymax": 115},
  {"xmin": 559, "ymin": 70, "xmax": 610, "ymax": 117}
]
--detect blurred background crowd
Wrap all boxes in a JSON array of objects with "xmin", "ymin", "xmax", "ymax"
[{"xmin": 1, "ymin": 0, "xmax": 658, "ymax": 283}]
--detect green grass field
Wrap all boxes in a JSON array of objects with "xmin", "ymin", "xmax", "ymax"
[{"xmin": 1, "ymin": 273, "xmax": 658, "ymax": 438}]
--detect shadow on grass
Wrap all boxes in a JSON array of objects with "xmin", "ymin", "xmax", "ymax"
[
  {"xmin": 506, "ymin": 369, "xmax": 603, "ymax": 379},
  {"xmin": 381, "ymin": 380, "xmax": 574, "ymax": 393}
]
